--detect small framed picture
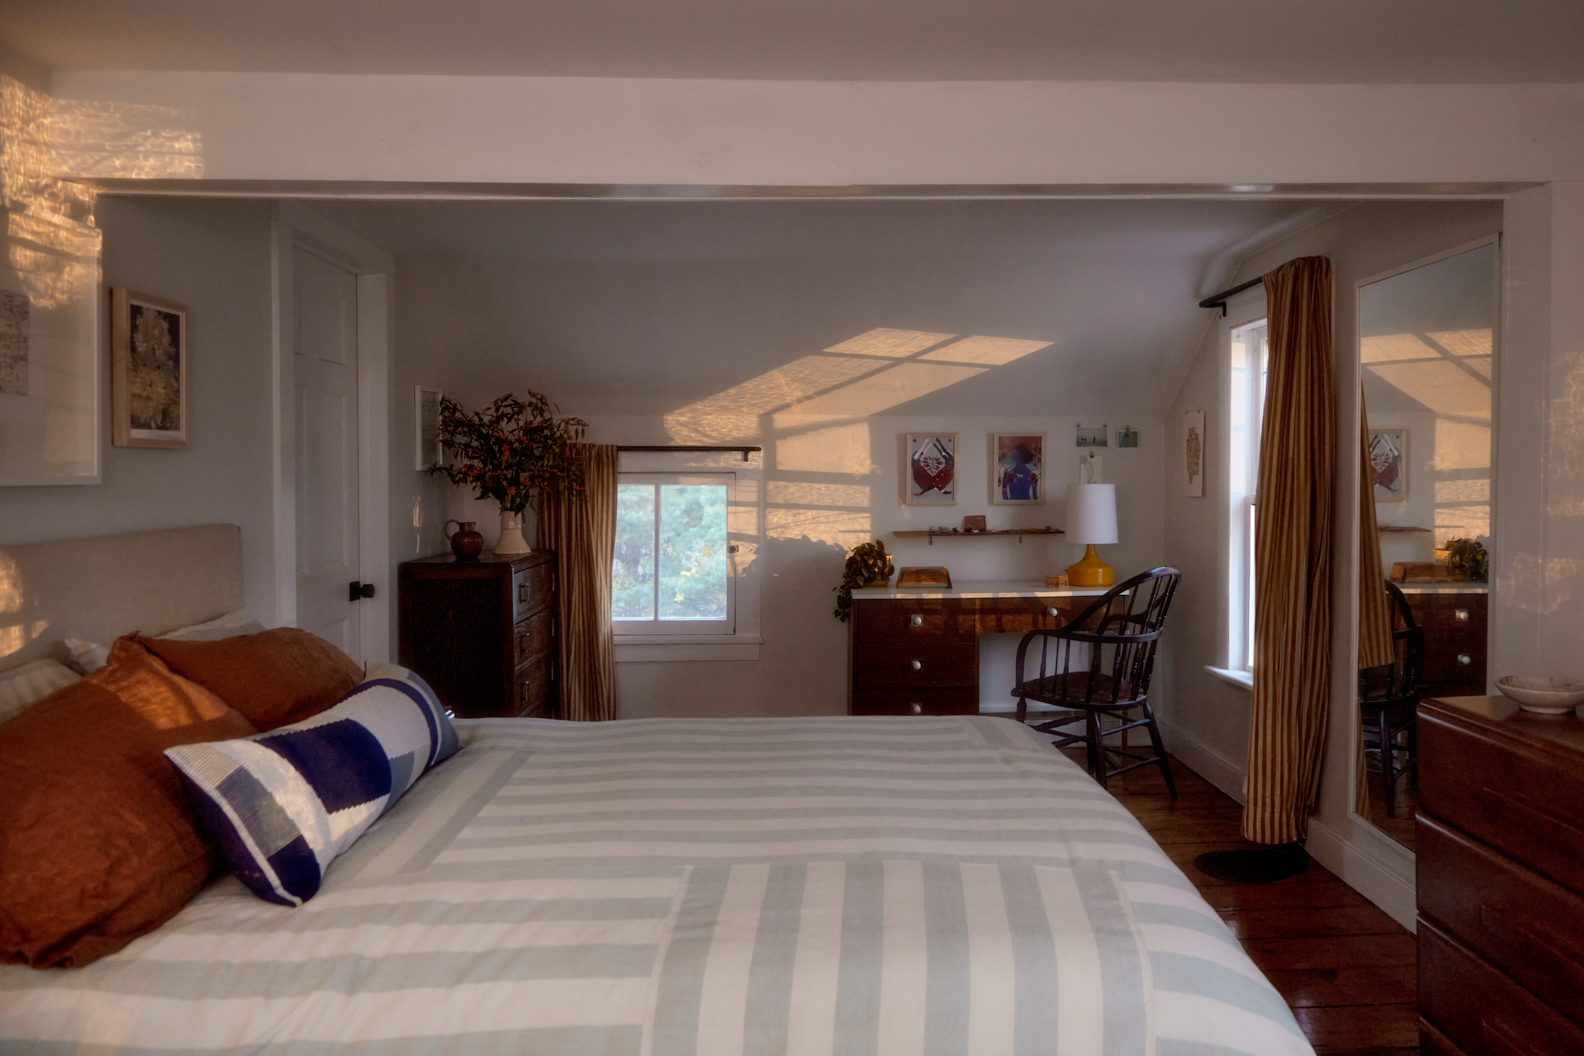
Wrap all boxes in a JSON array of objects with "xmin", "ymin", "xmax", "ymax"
[
  {"xmin": 992, "ymin": 433, "xmax": 1045, "ymax": 504},
  {"xmin": 415, "ymin": 385, "xmax": 444, "ymax": 470},
  {"xmin": 1117, "ymin": 427, "xmax": 1139, "ymax": 448},
  {"xmin": 111, "ymin": 288, "xmax": 187, "ymax": 449},
  {"xmin": 1369, "ymin": 428, "xmax": 1408, "ymax": 501},
  {"xmin": 1076, "ymin": 423, "xmax": 1108, "ymax": 447},
  {"xmin": 905, "ymin": 433, "xmax": 957, "ymax": 505}
]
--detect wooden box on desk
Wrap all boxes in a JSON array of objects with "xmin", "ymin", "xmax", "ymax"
[{"xmin": 398, "ymin": 550, "xmax": 557, "ymax": 718}]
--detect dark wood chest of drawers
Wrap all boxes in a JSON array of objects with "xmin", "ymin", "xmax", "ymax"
[
  {"xmin": 848, "ymin": 594, "xmax": 1095, "ymax": 716},
  {"xmin": 1417, "ymin": 695, "xmax": 1584, "ymax": 1055},
  {"xmin": 1401, "ymin": 591, "xmax": 1488, "ymax": 699},
  {"xmin": 398, "ymin": 550, "xmax": 557, "ymax": 718}
]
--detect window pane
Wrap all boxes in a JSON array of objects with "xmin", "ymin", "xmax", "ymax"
[
  {"xmin": 658, "ymin": 484, "xmax": 728, "ymax": 620},
  {"xmin": 613, "ymin": 484, "xmax": 656, "ymax": 619}
]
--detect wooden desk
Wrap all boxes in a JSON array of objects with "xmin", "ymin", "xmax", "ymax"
[{"xmin": 848, "ymin": 581, "xmax": 1112, "ymax": 716}]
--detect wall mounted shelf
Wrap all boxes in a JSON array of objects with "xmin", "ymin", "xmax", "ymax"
[
  {"xmin": 893, "ymin": 528, "xmax": 1065, "ymax": 545},
  {"xmin": 1378, "ymin": 526, "xmax": 1432, "ymax": 532}
]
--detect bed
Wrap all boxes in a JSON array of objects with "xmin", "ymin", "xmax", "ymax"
[{"xmin": 0, "ymin": 527, "xmax": 1313, "ymax": 1055}]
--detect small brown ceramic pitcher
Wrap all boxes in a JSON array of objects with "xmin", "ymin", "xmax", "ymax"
[{"xmin": 444, "ymin": 519, "xmax": 484, "ymax": 560}]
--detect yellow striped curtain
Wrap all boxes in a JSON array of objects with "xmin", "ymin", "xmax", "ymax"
[
  {"xmin": 1243, "ymin": 256, "xmax": 1335, "ymax": 845},
  {"xmin": 536, "ymin": 444, "xmax": 619, "ymax": 722}
]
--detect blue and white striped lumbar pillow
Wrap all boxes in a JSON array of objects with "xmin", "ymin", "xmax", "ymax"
[{"xmin": 166, "ymin": 664, "xmax": 462, "ymax": 906}]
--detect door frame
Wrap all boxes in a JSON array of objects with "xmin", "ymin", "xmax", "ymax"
[{"xmin": 271, "ymin": 201, "xmax": 395, "ymax": 663}]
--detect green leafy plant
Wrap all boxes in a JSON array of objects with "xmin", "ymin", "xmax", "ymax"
[
  {"xmin": 430, "ymin": 391, "xmax": 588, "ymax": 513},
  {"xmin": 1444, "ymin": 537, "xmax": 1488, "ymax": 582},
  {"xmin": 833, "ymin": 539, "xmax": 895, "ymax": 622}
]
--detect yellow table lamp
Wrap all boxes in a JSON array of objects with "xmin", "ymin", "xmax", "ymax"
[{"xmin": 1066, "ymin": 483, "xmax": 1118, "ymax": 587}]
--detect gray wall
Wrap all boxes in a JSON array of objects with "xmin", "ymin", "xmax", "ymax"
[{"xmin": 0, "ymin": 197, "xmax": 279, "ymax": 623}]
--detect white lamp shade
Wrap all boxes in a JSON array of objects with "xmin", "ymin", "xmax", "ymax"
[{"xmin": 1066, "ymin": 483, "xmax": 1118, "ymax": 545}]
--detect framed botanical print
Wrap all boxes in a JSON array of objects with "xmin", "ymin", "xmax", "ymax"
[
  {"xmin": 112, "ymin": 288, "xmax": 187, "ymax": 448},
  {"xmin": 1369, "ymin": 428, "xmax": 1408, "ymax": 501},
  {"xmin": 992, "ymin": 433, "xmax": 1044, "ymax": 504},
  {"xmin": 905, "ymin": 433, "xmax": 957, "ymax": 505}
]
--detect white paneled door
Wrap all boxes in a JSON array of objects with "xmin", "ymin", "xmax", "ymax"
[{"xmin": 293, "ymin": 246, "xmax": 363, "ymax": 662}]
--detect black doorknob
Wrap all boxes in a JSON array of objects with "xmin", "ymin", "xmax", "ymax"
[{"xmin": 348, "ymin": 581, "xmax": 377, "ymax": 602}]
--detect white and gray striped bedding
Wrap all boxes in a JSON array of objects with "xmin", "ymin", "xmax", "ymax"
[{"xmin": 0, "ymin": 715, "xmax": 1313, "ymax": 1055}]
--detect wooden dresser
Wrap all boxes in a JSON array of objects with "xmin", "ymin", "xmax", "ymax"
[
  {"xmin": 848, "ymin": 582, "xmax": 1109, "ymax": 715},
  {"xmin": 398, "ymin": 550, "xmax": 557, "ymax": 718},
  {"xmin": 1417, "ymin": 695, "xmax": 1584, "ymax": 1055},
  {"xmin": 1399, "ymin": 588, "xmax": 1488, "ymax": 699}
]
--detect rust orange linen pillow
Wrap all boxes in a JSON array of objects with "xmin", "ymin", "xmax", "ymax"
[
  {"xmin": 135, "ymin": 627, "xmax": 362, "ymax": 732},
  {"xmin": 0, "ymin": 637, "xmax": 259, "ymax": 968}
]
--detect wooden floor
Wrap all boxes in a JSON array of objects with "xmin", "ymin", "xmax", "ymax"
[{"xmin": 1101, "ymin": 753, "xmax": 1420, "ymax": 1056}]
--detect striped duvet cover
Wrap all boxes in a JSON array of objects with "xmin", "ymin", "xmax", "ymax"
[{"xmin": 0, "ymin": 715, "xmax": 1313, "ymax": 1055}]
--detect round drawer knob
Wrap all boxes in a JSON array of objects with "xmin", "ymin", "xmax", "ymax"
[
  {"xmin": 1045, "ymin": 606, "xmax": 1059, "ymax": 618},
  {"xmin": 910, "ymin": 702, "xmax": 923, "ymax": 715},
  {"xmin": 1454, "ymin": 609, "xmax": 1469, "ymax": 621},
  {"xmin": 1457, "ymin": 653, "xmax": 1472, "ymax": 665},
  {"xmin": 910, "ymin": 659, "xmax": 923, "ymax": 671},
  {"xmin": 910, "ymin": 614, "xmax": 924, "ymax": 627}
]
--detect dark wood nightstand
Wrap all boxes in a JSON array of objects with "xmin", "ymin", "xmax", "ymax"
[{"xmin": 398, "ymin": 550, "xmax": 557, "ymax": 718}]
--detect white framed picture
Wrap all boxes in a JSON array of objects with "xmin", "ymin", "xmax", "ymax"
[
  {"xmin": 991, "ymin": 433, "xmax": 1045, "ymax": 504},
  {"xmin": 1369, "ymin": 428, "xmax": 1408, "ymax": 501},
  {"xmin": 905, "ymin": 433, "xmax": 957, "ymax": 505},
  {"xmin": 415, "ymin": 386, "xmax": 443, "ymax": 471}
]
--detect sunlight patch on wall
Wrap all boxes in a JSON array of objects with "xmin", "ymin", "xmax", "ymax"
[
  {"xmin": 1546, "ymin": 352, "xmax": 1584, "ymax": 517},
  {"xmin": 1432, "ymin": 419, "xmax": 1492, "ymax": 471},
  {"xmin": 1434, "ymin": 478, "xmax": 1489, "ymax": 502},
  {"xmin": 766, "ymin": 481, "xmax": 871, "ymax": 508},
  {"xmin": 920, "ymin": 335, "xmax": 1050, "ymax": 366},
  {"xmin": 824, "ymin": 328, "xmax": 955, "ymax": 358},
  {"xmin": 1368, "ymin": 361, "xmax": 1492, "ymax": 421},
  {"xmin": 771, "ymin": 362, "xmax": 986, "ymax": 426},
  {"xmin": 1497, "ymin": 552, "xmax": 1584, "ymax": 616},
  {"xmin": 1426, "ymin": 329, "xmax": 1493, "ymax": 357},
  {"xmin": 663, "ymin": 354, "xmax": 884, "ymax": 443},
  {"xmin": 766, "ymin": 507, "xmax": 873, "ymax": 549},
  {"xmin": 1361, "ymin": 333, "xmax": 1440, "ymax": 363},
  {"xmin": 50, "ymin": 97, "xmax": 203, "ymax": 181},
  {"xmin": 1435, "ymin": 504, "xmax": 1490, "ymax": 547},
  {"xmin": 774, "ymin": 422, "xmax": 875, "ymax": 476}
]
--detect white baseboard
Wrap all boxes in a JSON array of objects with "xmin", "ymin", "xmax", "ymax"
[
  {"xmin": 1158, "ymin": 720, "xmax": 1246, "ymax": 804},
  {"xmin": 1303, "ymin": 817, "xmax": 1417, "ymax": 932}
]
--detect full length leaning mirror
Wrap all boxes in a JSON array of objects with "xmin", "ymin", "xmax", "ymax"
[{"xmin": 1354, "ymin": 239, "xmax": 1497, "ymax": 850}]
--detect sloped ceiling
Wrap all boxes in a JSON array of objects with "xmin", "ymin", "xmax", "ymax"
[
  {"xmin": 312, "ymin": 197, "xmax": 1330, "ymax": 418},
  {"xmin": 5, "ymin": 0, "xmax": 1584, "ymax": 83}
]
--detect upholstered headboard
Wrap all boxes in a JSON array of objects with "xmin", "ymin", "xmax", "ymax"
[{"xmin": 0, "ymin": 524, "xmax": 244, "ymax": 674}]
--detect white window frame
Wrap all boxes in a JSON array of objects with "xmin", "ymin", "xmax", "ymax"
[
  {"xmin": 614, "ymin": 472, "xmax": 737, "ymax": 636},
  {"xmin": 1226, "ymin": 311, "xmax": 1269, "ymax": 679},
  {"xmin": 613, "ymin": 450, "xmax": 762, "ymax": 662}
]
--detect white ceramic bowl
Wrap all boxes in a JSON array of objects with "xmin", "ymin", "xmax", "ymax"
[{"xmin": 1495, "ymin": 676, "xmax": 1584, "ymax": 714}]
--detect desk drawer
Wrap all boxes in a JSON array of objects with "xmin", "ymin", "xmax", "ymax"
[
  {"xmin": 1417, "ymin": 812, "xmax": 1584, "ymax": 1024},
  {"xmin": 1420, "ymin": 705, "xmax": 1584, "ymax": 894},
  {"xmin": 854, "ymin": 599, "xmax": 973, "ymax": 643},
  {"xmin": 512, "ymin": 560, "xmax": 554, "ymax": 623},
  {"xmin": 514, "ymin": 606, "xmax": 553, "ymax": 668},
  {"xmin": 1419, "ymin": 918, "xmax": 1584, "ymax": 1056},
  {"xmin": 852, "ymin": 686, "xmax": 978, "ymax": 716},
  {"xmin": 854, "ymin": 643, "xmax": 977, "ymax": 688}
]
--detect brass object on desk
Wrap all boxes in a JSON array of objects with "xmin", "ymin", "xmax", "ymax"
[
  {"xmin": 1044, "ymin": 574, "xmax": 1070, "ymax": 588},
  {"xmin": 897, "ymin": 567, "xmax": 952, "ymax": 588}
]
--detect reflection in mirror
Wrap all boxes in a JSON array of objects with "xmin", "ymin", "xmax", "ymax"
[{"xmin": 1356, "ymin": 241, "xmax": 1496, "ymax": 850}]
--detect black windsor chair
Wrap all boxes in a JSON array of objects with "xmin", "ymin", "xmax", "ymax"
[{"xmin": 1359, "ymin": 579, "xmax": 1425, "ymax": 818}]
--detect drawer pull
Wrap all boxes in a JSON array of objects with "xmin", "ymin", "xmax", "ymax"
[
  {"xmin": 910, "ymin": 614, "xmax": 924, "ymax": 627},
  {"xmin": 1046, "ymin": 606, "xmax": 1059, "ymax": 618},
  {"xmin": 1455, "ymin": 608, "xmax": 1470, "ymax": 621},
  {"xmin": 1458, "ymin": 653, "xmax": 1473, "ymax": 665},
  {"xmin": 910, "ymin": 659, "xmax": 922, "ymax": 672},
  {"xmin": 910, "ymin": 702, "xmax": 922, "ymax": 715}
]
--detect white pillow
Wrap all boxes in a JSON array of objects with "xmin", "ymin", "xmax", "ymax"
[
  {"xmin": 62, "ymin": 610, "xmax": 267, "ymax": 673},
  {"xmin": 0, "ymin": 659, "xmax": 81, "ymax": 724}
]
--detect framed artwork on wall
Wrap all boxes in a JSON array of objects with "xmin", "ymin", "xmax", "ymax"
[
  {"xmin": 414, "ymin": 385, "xmax": 444, "ymax": 470},
  {"xmin": 905, "ymin": 433, "xmax": 957, "ymax": 505},
  {"xmin": 111, "ymin": 288, "xmax": 187, "ymax": 449},
  {"xmin": 1184, "ymin": 409, "xmax": 1204, "ymax": 497},
  {"xmin": 0, "ymin": 208, "xmax": 101, "ymax": 486},
  {"xmin": 1369, "ymin": 428, "xmax": 1408, "ymax": 501},
  {"xmin": 992, "ymin": 432, "xmax": 1045, "ymax": 504}
]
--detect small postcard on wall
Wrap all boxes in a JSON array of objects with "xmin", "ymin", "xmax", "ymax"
[
  {"xmin": 1184, "ymin": 409, "xmax": 1204, "ymax": 497},
  {"xmin": 1076, "ymin": 423, "xmax": 1108, "ymax": 447}
]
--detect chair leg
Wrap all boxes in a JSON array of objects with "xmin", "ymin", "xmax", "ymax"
[
  {"xmin": 1141, "ymin": 703, "xmax": 1177, "ymax": 800},
  {"xmin": 1407, "ymin": 719, "xmax": 1419, "ymax": 792},
  {"xmin": 1379, "ymin": 710, "xmax": 1395, "ymax": 818},
  {"xmin": 1085, "ymin": 711, "xmax": 1106, "ymax": 791}
]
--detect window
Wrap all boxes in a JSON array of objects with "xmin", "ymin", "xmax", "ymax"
[
  {"xmin": 1228, "ymin": 318, "xmax": 1269, "ymax": 674},
  {"xmin": 614, "ymin": 474, "xmax": 734, "ymax": 635},
  {"xmin": 611, "ymin": 451, "xmax": 762, "ymax": 662}
]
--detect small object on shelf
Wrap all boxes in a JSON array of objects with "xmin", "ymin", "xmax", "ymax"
[
  {"xmin": 897, "ymin": 567, "xmax": 952, "ymax": 588},
  {"xmin": 1045, "ymin": 574, "xmax": 1071, "ymax": 588},
  {"xmin": 1377, "ymin": 525, "xmax": 1431, "ymax": 532},
  {"xmin": 963, "ymin": 515, "xmax": 986, "ymax": 532},
  {"xmin": 1494, "ymin": 676, "xmax": 1584, "ymax": 714},
  {"xmin": 892, "ymin": 527, "xmax": 1064, "ymax": 545}
]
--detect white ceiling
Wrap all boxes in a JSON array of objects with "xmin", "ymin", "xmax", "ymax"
[
  {"xmin": 308, "ymin": 197, "xmax": 1333, "ymax": 418},
  {"xmin": 5, "ymin": 0, "xmax": 1584, "ymax": 84}
]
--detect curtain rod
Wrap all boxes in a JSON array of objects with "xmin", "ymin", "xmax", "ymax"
[
  {"xmin": 1198, "ymin": 276, "xmax": 1264, "ymax": 316},
  {"xmin": 618, "ymin": 445, "xmax": 762, "ymax": 462}
]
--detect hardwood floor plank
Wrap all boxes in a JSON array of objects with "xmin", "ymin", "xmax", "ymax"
[
  {"xmin": 1222, "ymin": 905, "xmax": 1407, "ymax": 940},
  {"xmin": 1197, "ymin": 882, "xmax": 1371, "ymax": 912},
  {"xmin": 1295, "ymin": 1003, "xmax": 1421, "ymax": 1052},
  {"xmin": 1265, "ymin": 965, "xmax": 1418, "ymax": 1008}
]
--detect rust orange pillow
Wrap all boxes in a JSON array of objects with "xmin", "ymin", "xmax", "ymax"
[
  {"xmin": 135, "ymin": 627, "xmax": 362, "ymax": 731},
  {"xmin": 0, "ymin": 636, "xmax": 259, "ymax": 968}
]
